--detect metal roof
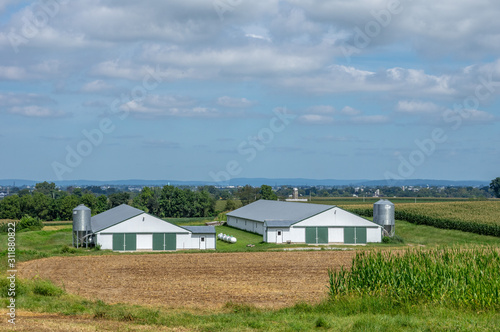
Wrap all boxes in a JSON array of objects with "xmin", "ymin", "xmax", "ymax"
[
  {"xmin": 374, "ymin": 199, "xmax": 394, "ymax": 206},
  {"xmin": 227, "ymin": 200, "xmax": 333, "ymax": 223},
  {"xmin": 263, "ymin": 220, "xmax": 297, "ymax": 227},
  {"xmin": 91, "ymin": 204, "xmax": 144, "ymax": 233},
  {"xmin": 73, "ymin": 204, "xmax": 91, "ymax": 211},
  {"xmin": 183, "ymin": 226, "xmax": 216, "ymax": 234}
]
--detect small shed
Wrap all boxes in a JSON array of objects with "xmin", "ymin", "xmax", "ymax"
[
  {"xmin": 227, "ymin": 200, "xmax": 382, "ymax": 244},
  {"xmin": 91, "ymin": 204, "xmax": 216, "ymax": 251}
]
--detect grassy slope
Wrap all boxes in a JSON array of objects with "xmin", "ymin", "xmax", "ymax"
[{"xmin": 2, "ymin": 286, "xmax": 499, "ymax": 331}]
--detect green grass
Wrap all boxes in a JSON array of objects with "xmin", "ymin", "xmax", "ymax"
[
  {"xmin": 215, "ymin": 199, "xmax": 243, "ymax": 211},
  {"xmin": 213, "ymin": 225, "xmax": 311, "ymax": 252},
  {"xmin": 395, "ymin": 219, "xmax": 500, "ymax": 246},
  {"xmin": 164, "ymin": 217, "xmax": 213, "ymax": 226}
]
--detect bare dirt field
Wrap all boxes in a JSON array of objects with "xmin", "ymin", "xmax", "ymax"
[
  {"xmin": 0, "ymin": 310, "xmax": 179, "ymax": 332},
  {"xmin": 18, "ymin": 251, "xmax": 355, "ymax": 309}
]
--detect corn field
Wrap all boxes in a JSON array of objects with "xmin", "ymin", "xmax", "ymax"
[
  {"xmin": 328, "ymin": 247, "xmax": 500, "ymax": 309},
  {"xmin": 343, "ymin": 201, "xmax": 500, "ymax": 237}
]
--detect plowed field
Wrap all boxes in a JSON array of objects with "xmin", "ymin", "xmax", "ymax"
[{"xmin": 19, "ymin": 251, "xmax": 355, "ymax": 309}]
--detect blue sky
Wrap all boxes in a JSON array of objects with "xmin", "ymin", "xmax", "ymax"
[{"xmin": 0, "ymin": 0, "xmax": 499, "ymax": 182}]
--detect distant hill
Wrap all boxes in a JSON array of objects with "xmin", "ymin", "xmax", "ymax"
[{"xmin": 0, "ymin": 178, "xmax": 490, "ymax": 188}]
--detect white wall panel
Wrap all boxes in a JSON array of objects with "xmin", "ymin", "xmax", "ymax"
[
  {"xmin": 97, "ymin": 233, "xmax": 112, "ymax": 250},
  {"xmin": 136, "ymin": 234, "xmax": 153, "ymax": 250}
]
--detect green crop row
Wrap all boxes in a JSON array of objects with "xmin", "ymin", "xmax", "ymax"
[
  {"xmin": 344, "ymin": 201, "xmax": 500, "ymax": 237},
  {"xmin": 328, "ymin": 247, "xmax": 500, "ymax": 309}
]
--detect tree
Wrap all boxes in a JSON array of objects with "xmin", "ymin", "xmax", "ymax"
[
  {"xmin": 80, "ymin": 193, "xmax": 97, "ymax": 211},
  {"xmin": 32, "ymin": 192, "xmax": 51, "ymax": 220},
  {"xmin": 17, "ymin": 188, "xmax": 31, "ymax": 197},
  {"xmin": 57, "ymin": 195, "xmax": 80, "ymax": 220},
  {"xmin": 108, "ymin": 192, "xmax": 130, "ymax": 208},
  {"xmin": 34, "ymin": 181, "xmax": 57, "ymax": 196},
  {"xmin": 0, "ymin": 195, "xmax": 21, "ymax": 219},
  {"xmin": 237, "ymin": 185, "xmax": 258, "ymax": 206},
  {"xmin": 490, "ymin": 177, "xmax": 500, "ymax": 198},
  {"xmin": 94, "ymin": 195, "xmax": 108, "ymax": 215},
  {"xmin": 225, "ymin": 198, "xmax": 237, "ymax": 211},
  {"xmin": 260, "ymin": 185, "xmax": 277, "ymax": 200}
]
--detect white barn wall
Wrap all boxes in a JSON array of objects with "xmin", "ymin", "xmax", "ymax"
[
  {"xmin": 227, "ymin": 216, "xmax": 264, "ymax": 235},
  {"xmin": 176, "ymin": 233, "xmax": 192, "ymax": 250},
  {"xmin": 186, "ymin": 234, "xmax": 216, "ymax": 250},
  {"xmin": 296, "ymin": 208, "xmax": 376, "ymax": 228},
  {"xmin": 288, "ymin": 227, "xmax": 305, "ymax": 243},
  {"xmin": 328, "ymin": 228, "xmax": 344, "ymax": 243},
  {"xmin": 367, "ymin": 228, "xmax": 382, "ymax": 242},
  {"xmin": 136, "ymin": 234, "xmax": 153, "ymax": 250},
  {"xmin": 229, "ymin": 203, "xmax": 382, "ymax": 244}
]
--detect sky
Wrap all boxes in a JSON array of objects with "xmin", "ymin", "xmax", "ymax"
[{"xmin": 0, "ymin": 0, "xmax": 499, "ymax": 183}]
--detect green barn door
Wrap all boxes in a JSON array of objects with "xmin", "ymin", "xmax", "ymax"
[
  {"xmin": 113, "ymin": 233, "xmax": 125, "ymax": 251},
  {"xmin": 317, "ymin": 227, "xmax": 328, "ymax": 244},
  {"xmin": 356, "ymin": 227, "xmax": 367, "ymax": 244},
  {"xmin": 165, "ymin": 233, "xmax": 176, "ymax": 250},
  {"xmin": 343, "ymin": 227, "xmax": 367, "ymax": 244},
  {"xmin": 305, "ymin": 227, "xmax": 316, "ymax": 244},
  {"xmin": 306, "ymin": 227, "xmax": 329, "ymax": 244},
  {"xmin": 344, "ymin": 228, "xmax": 355, "ymax": 244},
  {"xmin": 125, "ymin": 233, "xmax": 136, "ymax": 251},
  {"xmin": 152, "ymin": 233, "xmax": 164, "ymax": 250}
]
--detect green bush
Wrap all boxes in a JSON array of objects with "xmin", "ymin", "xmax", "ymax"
[
  {"xmin": 32, "ymin": 279, "xmax": 65, "ymax": 297},
  {"xmin": 315, "ymin": 316, "xmax": 331, "ymax": 328},
  {"xmin": 60, "ymin": 245, "xmax": 77, "ymax": 254},
  {"xmin": 17, "ymin": 215, "xmax": 44, "ymax": 232},
  {"xmin": 382, "ymin": 235, "xmax": 404, "ymax": 244}
]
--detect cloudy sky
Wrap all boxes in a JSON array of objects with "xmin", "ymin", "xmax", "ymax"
[{"xmin": 0, "ymin": 0, "xmax": 499, "ymax": 182}]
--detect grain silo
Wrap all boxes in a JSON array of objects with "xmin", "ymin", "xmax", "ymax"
[
  {"xmin": 72, "ymin": 204, "xmax": 92, "ymax": 248},
  {"xmin": 373, "ymin": 199, "xmax": 395, "ymax": 236}
]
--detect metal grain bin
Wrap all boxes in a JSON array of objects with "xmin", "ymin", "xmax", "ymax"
[
  {"xmin": 72, "ymin": 204, "xmax": 92, "ymax": 247},
  {"xmin": 373, "ymin": 199, "xmax": 395, "ymax": 236}
]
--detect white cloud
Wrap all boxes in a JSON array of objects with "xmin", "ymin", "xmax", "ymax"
[
  {"xmin": 341, "ymin": 106, "xmax": 361, "ymax": 116},
  {"xmin": 0, "ymin": 66, "xmax": 29, "ymax": 80},
  {"xmin": 81, "ymin": 80, "xmax": 114, "ymax": 93},
  {"xmin": 397, "ymin": 100, "xmax": 441, "ymax": 114},
  {"xmin": 9, "ymin": 106, "xmax": 65, "ymax": 118},
  {"xmin": 217, "ymin": 96, "xmax": 255, "ymax": 108},
  {"xmin": 118, "ymin": 95, "xmax": 223, "ymax": 118},
  {"xmin": 245, "ymin": 34, "xmax": 272, "ymax": 42},
  {"xmin": 299, "ymin": 114, "xmax": 334, "ymax": 124},
  {"xmin": 0, "ymin": 93, "xmax": 66, "ymax": 118}
]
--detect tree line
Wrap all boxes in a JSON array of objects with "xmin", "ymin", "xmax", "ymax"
[
  {"xmin": 2, "ymin": 179, "xmax": 498, "ymax": 221},
  {"xmin": 0, "ymin": 182, "xmax": 218, "ymax": 221},
  {"xmin": 131, "ymin": 186, "xmax": 216, "ymax": 218},
  {"xmin": 0, "ymin": 181, "xmax": 122, "ymax": 220}
]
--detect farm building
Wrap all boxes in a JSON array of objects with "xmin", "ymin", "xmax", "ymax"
[
  {"xmin": 75, "ymin": 204, "xmax": 216, "ymax": 251},
  {"xmin": 226, "ymin": 200, "xmax": 382, "ymax": 244}
]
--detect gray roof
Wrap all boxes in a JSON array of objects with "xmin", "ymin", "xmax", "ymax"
[
  {"xmin": 374, "ymin": 199, "xmax": 394, "ymax": 206},
  {"xmin": 183, "ymin": 226, "xmax": 216, "ymax": 234},
  {"xmin": 91, "ymin": 204, "xmax": 144, "ymax": 232},
  {"xmin": 227, "ymin": 200, "xmax": 333, "ymax": 224},
  {"xmin": 264, "ymin": 220, "xmax": 297, "ymax": 227},
  {"xmin": 73, "ymin": 204, "xmax": 91, "ymax": 211}
]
